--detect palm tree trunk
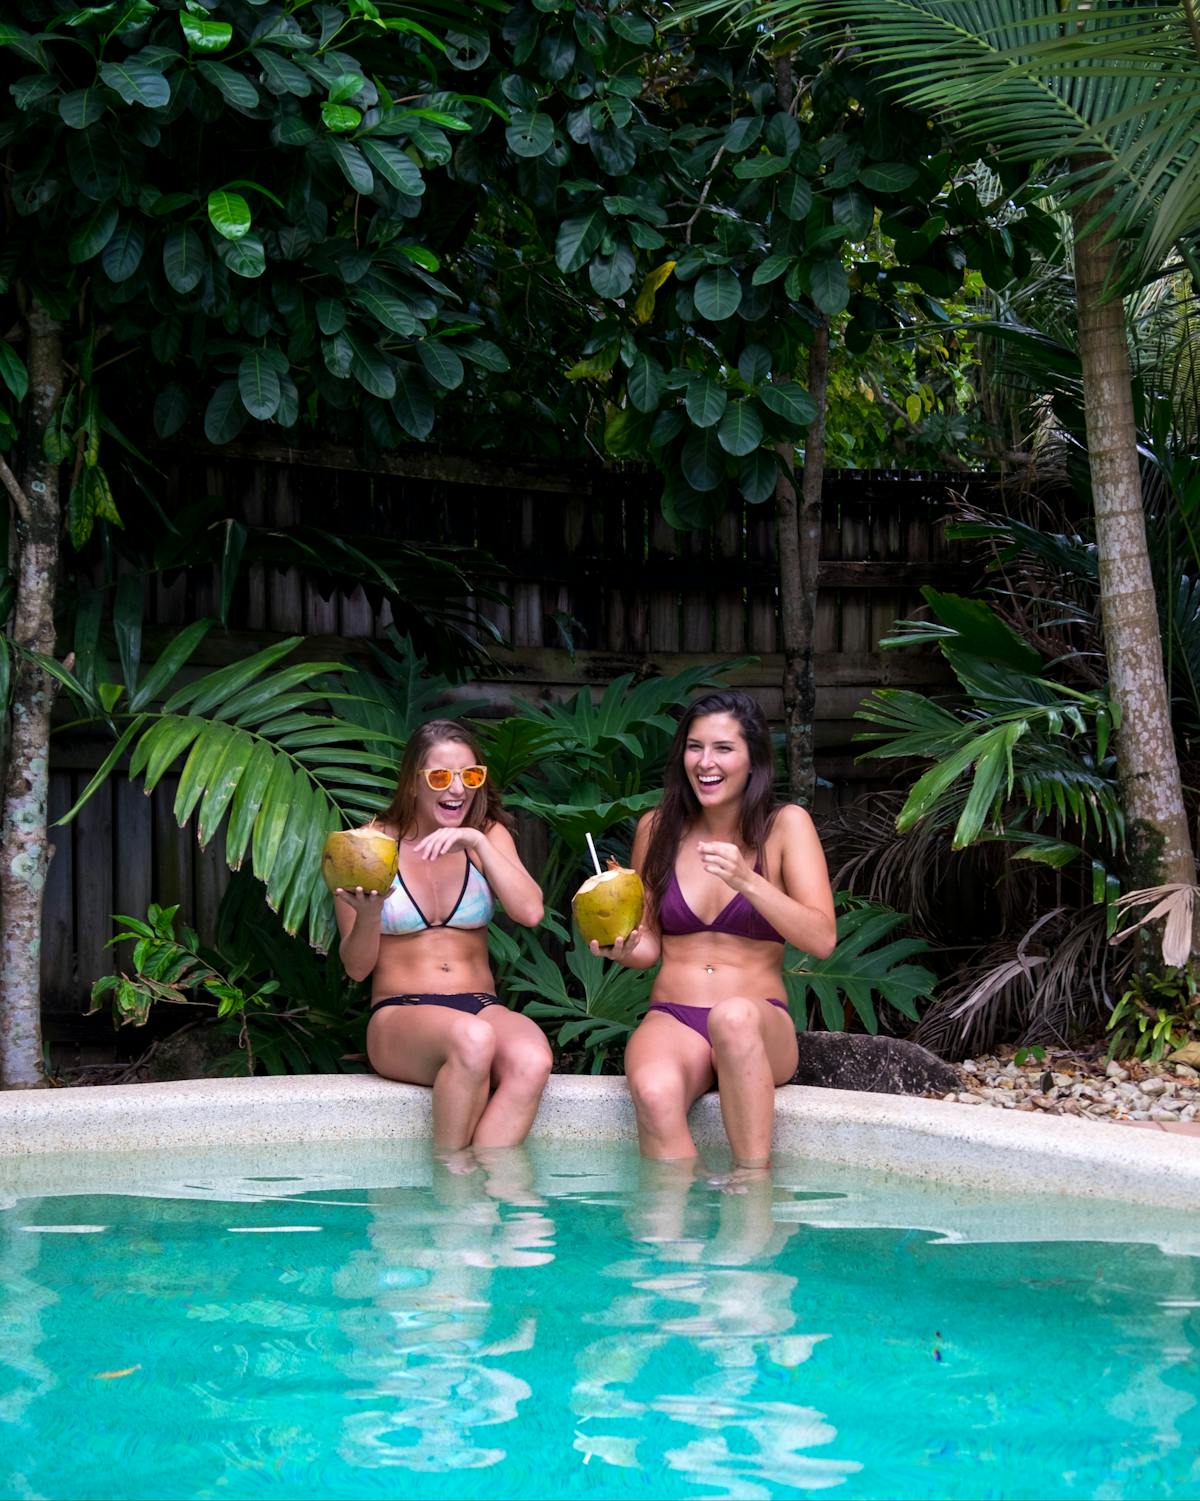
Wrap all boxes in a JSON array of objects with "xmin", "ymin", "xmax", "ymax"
[
  {"xmin": 0, "ymin": 298, "xmax": 63, "ymax": 1089},
  {"xmin": 777, "ymin": 316, "xmax": 830, "ymax": 805},
  {"xmin": 1073, "ymin": 200, "xmax": 1196, "ymax": 894}
]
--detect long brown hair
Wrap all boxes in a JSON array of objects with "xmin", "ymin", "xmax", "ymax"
[
  {"xmin": 641, "ymin": 689, "xmax": 778, "ymax": 915},
  {"xmin": 377, "ymin": 718, "xmax": 514, "ymax": 838}
]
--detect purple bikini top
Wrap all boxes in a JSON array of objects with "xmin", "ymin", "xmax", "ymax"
[{"xmin": 658, "ymin": 864, "xmax": 786, "ymax": 944}]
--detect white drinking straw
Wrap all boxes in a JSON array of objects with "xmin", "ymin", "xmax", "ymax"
[{"xmin": 585, "ymin": 831, "xmax": 602, "ymax": 877}]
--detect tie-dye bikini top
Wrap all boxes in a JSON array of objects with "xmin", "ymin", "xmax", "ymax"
[{"xmin": 379, "ymin": 856, "xmax": 494, "ymax": 936}]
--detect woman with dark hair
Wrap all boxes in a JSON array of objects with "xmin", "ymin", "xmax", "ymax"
[
  {"xmin": 593, "ymin": 690, "xmax": 836, "ymax": 1169},
  {"xmin": 335, "ymin": 718, "xmax": 550, "ymax": 1151}
]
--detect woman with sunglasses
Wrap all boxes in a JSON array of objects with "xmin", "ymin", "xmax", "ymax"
[
  {"xmin": 592, "ymin": 690, "xmax": 836, "ymax": 1172},
  {"xmin": 335, "ymin": 718, "xmax": 550, "ymax": 1151}
]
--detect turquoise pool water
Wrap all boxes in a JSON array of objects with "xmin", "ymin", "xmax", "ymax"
[{"xmin": 1, "ymin": 1140, "xmax": 1197, "ymax": 1501}]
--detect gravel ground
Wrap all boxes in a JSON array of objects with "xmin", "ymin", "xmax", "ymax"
[{"xmin": 939, "ymin": 1045, "xmax": 1200, "ymax": 1124}]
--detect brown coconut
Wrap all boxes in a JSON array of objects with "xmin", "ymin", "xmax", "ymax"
[
  {"xmin": 322, "ymin": 827, "xmax": 399, "ymax": 894},
  {"xmin": 572, "ymin": 858, "xmax": 645, "ymax": 946}
]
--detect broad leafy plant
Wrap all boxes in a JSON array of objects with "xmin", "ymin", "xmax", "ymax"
[
  {"xmin": 857, "ymin": 588, "xmax": 1124, "ymax": 868},
  {"xmin": 783, "ymin": 894, "xmax": 937, "ymax": 1034},
  {"xmin": 44, "ymin": 619, "xmax": 452, "ymax": 950},
  {"xmin": 90, "ymin": 871, "xmax": 368, "ymax": 1075},
  {"xmin": 493, "ymin": 910, "xmax": 655, "ymax": 1074},
  {"xmin": 493, "ymin": 659, "xmax": 745, "ymax": 911}
]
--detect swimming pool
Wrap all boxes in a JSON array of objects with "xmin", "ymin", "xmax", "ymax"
[{"xmin": 2, "ymin": 1138, "xmax": 1197, "ymax": 1500}]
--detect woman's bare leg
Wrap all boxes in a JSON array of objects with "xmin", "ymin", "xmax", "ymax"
[
  {"xmin": 624, "ymin": 1012, "xmax": 715, "ymax": 1159},
  {"xmin": 706, "ymin": 996, "xmax": 799, "ymax": 1167},
  {"xmin": 471, "ymin": 1007, "xmax": 553, "ymax": 1148},
  {"xmin": 367, "ymin": 1006, "xmax": 495, "ymax": 1150}
]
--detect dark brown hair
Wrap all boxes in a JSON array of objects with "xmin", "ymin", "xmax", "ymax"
[
  {"xmin": 641, "ymin": 689, "xmax": 778, "ymax": 915},
  {"xmin": 377, "ymin": 718, "xmax": 514, "ymax": 838}
]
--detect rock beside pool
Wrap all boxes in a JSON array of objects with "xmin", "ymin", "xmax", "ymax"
[
  {"xmin": 789, "ymin": 1032, "xmax": 959, "ymax": 1096},
  {"xmin": 143, "ymin": 1024, "xmax": 231, "ymax": 1082}
]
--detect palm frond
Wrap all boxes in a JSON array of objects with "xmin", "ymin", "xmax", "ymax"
[
  {"xmin": 1110, "ymin": 882, "xmax": 1197, "ymax": 967},
  {"xmin": 701, "ymin": 0, "xmax": 1200, "ymax": 288},
  {"xmin": 56, "ymin": 632, "xmax": 403, "ymax": 950},
  {"xmin": 913, "ymin": 905, "xmax": 1126, "ymax": 1054}
]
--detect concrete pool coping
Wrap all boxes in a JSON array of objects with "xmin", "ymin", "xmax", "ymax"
[{"xmin": 1, "ymin": 1074, "xmax": 1197, "ymax": 1208}]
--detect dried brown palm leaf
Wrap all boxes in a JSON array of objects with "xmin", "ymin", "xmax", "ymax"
[
  {"xmin": 913, "ymin": 907, "xmax": 1125, "ymax": 1057},
  {"xmin": 1109, "ymin": 883, "xmax": 1198, "ymax": 969}
]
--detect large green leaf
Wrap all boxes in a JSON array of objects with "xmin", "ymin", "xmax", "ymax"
[
  {"xmin": 98, "ymin": 59, "xmax": 171, "ymax": 109},
  {"xmin": 717, "ymin": 401, "xmax": 764, "ymax": 457},
  {"xmin": 684, "ymin": 377, "xmax": 728, "ymax": 430},
  {"xmin": 58, "ymin": 88, "xmax": 105, "ymax": 129},
  {"xmin": 162, "ymin": 227, "xmax": 205, "ymax": 293},
  {"xmin": 238, "ymin": 351, "xmax": 282, "ymax": 420},
  {"xmin": 555, "ymin": 210, "xmax": 607, "ymax": 274},
  {"xmin": 693, "ymin": 267, "xmax": 742, "ymax": 320},
  {"xmin": 359, "ymin": 139, "xmax": 425, "ymax": 195},
  {"xmin": 784, "ymin": 897, "xmax": 937, "ymax": 1032},
  {"xmin": 207, "ymin": 189, "xmax": 251, "ymax": 240}
]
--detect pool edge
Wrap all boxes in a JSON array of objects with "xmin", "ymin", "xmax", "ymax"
[{"xmin": 1, "ymin": 1074, "xmax": 1197, "ymax": 1207}]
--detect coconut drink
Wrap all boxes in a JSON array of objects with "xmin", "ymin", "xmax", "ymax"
[
  {"xmin": 572, "ymin": 857, "xmax": 645, "ymax": 946},
  {"xmin": 321, "ymin": 827, "xmax": 399, "ymax": 894}
]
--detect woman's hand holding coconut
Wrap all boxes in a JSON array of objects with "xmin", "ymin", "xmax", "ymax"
[
  {"xmin": 331, "ymin": 719, "xmax": 551, "ymax": 1155},
  {"xmin": 608, "ymin": 689, "xmax": 836, "ymax": 1173}
]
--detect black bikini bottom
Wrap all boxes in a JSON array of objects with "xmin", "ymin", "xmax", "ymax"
[{"xmin": 369, "ymin": 992, "xmax": 500, "ymax": 1017}]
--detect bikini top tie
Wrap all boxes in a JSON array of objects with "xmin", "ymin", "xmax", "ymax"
[{"xmin": 658, "ymin": 863, "xmax": 785, "ymax": 945}]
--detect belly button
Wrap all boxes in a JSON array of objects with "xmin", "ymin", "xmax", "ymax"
[{"xmin": 704, "ymin": 964, "xmax": 714, "ymax": 975}]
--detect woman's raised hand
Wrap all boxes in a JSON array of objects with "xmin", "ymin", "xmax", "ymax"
[
  {"xmin": 411, "ymin": 826, "xmax": 485, "ymax": 862},
  {"xmin": 589, "ymin": 927, "xmax": 645, "ymax": 965},
  {"xmin": 697, "ymin": 841, "xmax": 753, "ymax": 891}
]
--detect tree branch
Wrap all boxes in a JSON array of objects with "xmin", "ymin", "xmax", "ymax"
[
  {"xmin": 0, "ymin": 452, "xmax": 30, "ymax": 525},
  {"xmin": 684, "ymin": 146, "xmax": 726, "ymax": 244}
]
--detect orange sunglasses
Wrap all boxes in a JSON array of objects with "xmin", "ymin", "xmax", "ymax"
[{"xmin": 421, "ymin": 765, "xmax": 488, "ymax": 792}]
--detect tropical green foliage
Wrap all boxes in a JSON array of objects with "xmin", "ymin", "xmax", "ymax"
[
  {"xmin": 783, "ymin": 895, "xmax": 937, "ymax": 1033},
  {"xmin": 1106, "ymin": 967, "xmax": 1198, "ymax": 1065},
  {"xmin": 464, "ymin": 5, "xmax": 1047, "ymax": 521},
  {"xmin": 48, "ymin": 621, "xmax": 405, "ymax": 949},
  {"xmin": 493, "ymin": 909, "xmax": 655, "ymax": 1073},
  {"xmin": 0, "ymin": 0, "xmax": 515, "ymax": 483},
  {"xmin": 857, "ymin": 588, "xmax": 1123, "ymax": 866},
  {"xmin": 89, "ymin": 871, "xmax": 368, "ymax": 1074},
  {"xmin": 709, "ymin": 0, "xmax": 1200, "ymax": 292}
]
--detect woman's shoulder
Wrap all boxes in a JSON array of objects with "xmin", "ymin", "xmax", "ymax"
[
  {"xmin": 767, "ymin": 802, "xmax": 819, "ymax": 839},
  {"xmin": 364, "ymin": 818, "xmax": 401, "ymax": 840}
]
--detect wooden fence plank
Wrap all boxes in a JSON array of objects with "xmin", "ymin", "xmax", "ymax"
[
  {"xmin": 42, "ymin": 772, "xmax": 75, "ymax": 1008},
  {"xmin": 73, "ymin": 774, "xmax": 115, "ymax": 995},
  {"xmin": 115, "ymin": 777, "xmax": 153, "ymax": 932}
]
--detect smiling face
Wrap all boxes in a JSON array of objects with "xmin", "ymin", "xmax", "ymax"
[
  {"xmin": 682, "ymin": 713, "xmax": 751, "ymax": 810},
  {"xmin": 415, "ymin": 739, "xmax": 483, "ymax": 830}
]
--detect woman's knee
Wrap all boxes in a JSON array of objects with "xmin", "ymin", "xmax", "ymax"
[
  {"xmin": 707, "ymin": 996, "xmax": 764, "ymax": 1054},
  {"xmin": 498, "ymin": 1039, "xmax": 553, "ymax": 1093},
  {"xmin": 627, "ymin": 1065, "xmax": 688, "ymax": 1126},
  {"xmin": 446, "ymin": 1017, "xmax": 496, "ymax": 1078}
]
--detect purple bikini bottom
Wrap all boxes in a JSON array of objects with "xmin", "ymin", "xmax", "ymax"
[{"xmin": 647, "ymin": 997, "xmax": 789, "ymax": 1045}]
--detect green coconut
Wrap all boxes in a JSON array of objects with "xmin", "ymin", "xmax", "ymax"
[
  {"xmin": 572, "ymin": 858, "xmax": 645, "ymax": 946},
  {"xmin": 321, "ymin": 827, "xmax": 399, "ymax": 894}
]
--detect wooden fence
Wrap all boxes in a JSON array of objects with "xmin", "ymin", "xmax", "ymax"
[{"xmin": 43, "ymin": 448, "xmax": 984, "ymax": 1038}]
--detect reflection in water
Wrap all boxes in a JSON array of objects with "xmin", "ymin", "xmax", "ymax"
[
  {"xmin": 573, "ymin": 1160, "xmax": 862, "ymax": 1497},
  {"xmin": 335, "ymin": 1147, "xmax": 554, "ymax": 1475},
  {"xmin": 0, "ymin": 1207, "xmax": 56, "ymax": 1500}
]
